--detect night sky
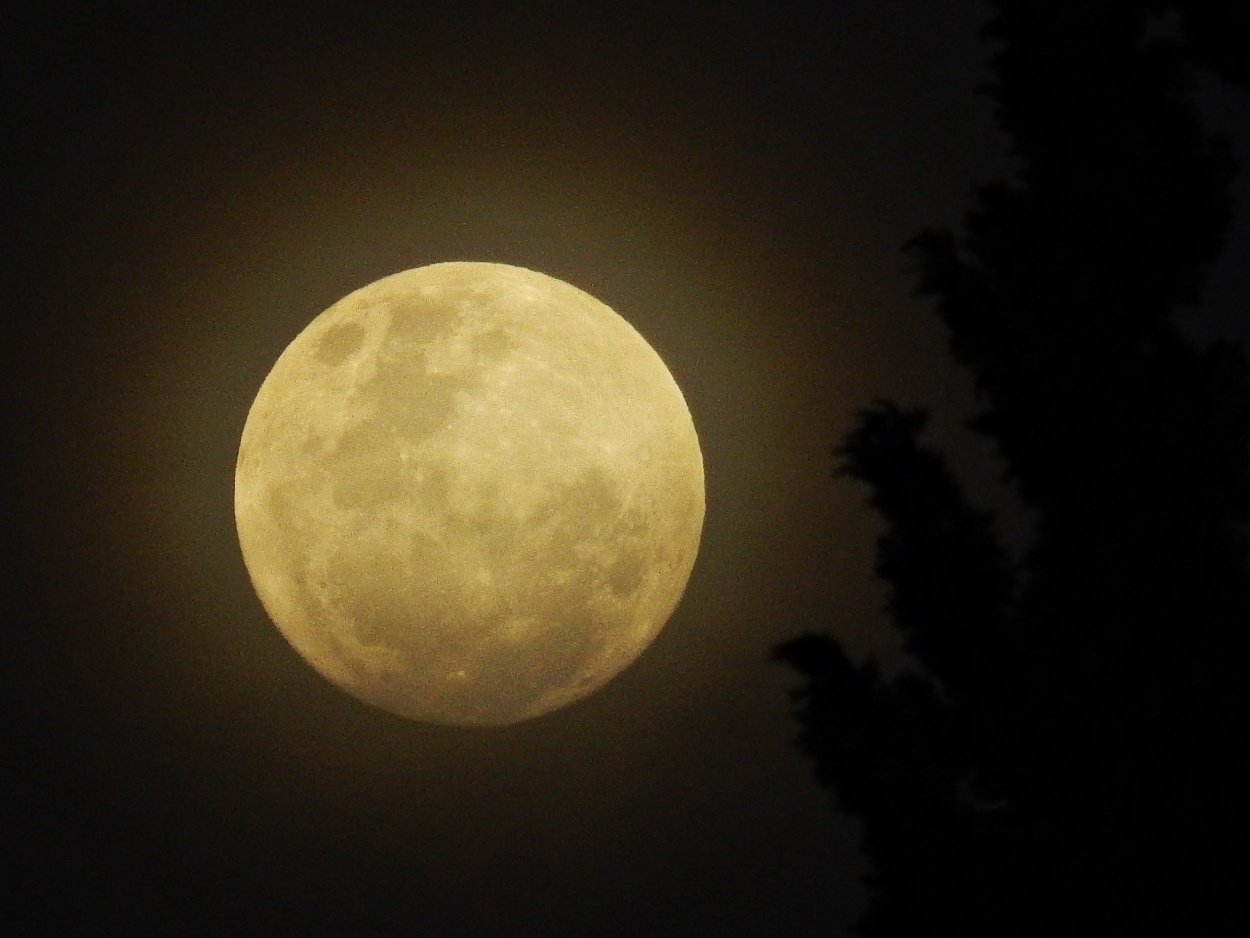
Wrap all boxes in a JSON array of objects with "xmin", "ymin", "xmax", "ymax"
[{"xmin": 7, "ymin": 2, "xmax": 1248, "ymax": 935}]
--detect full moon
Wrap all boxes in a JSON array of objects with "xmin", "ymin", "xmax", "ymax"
[{"xmin": 234, "ymin": 262, "xmax": 704, "ymax": 725}]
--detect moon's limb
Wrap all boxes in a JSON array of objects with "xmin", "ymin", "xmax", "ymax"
[{"xmin": 235, "ymin": 263, "xmax": 704, "ymax": 725}]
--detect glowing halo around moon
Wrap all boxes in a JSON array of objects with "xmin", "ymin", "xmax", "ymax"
[{"xmin": 234, "ymin": 262, "xmax": 704, "ymax": 726}]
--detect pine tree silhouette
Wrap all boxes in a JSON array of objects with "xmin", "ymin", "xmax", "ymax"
[{"xmin": 776, "ymin": 2, "xmax": 1250, "ymax": 933}]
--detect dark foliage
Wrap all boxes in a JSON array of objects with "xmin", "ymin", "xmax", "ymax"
[{"xmin": 777, "ymin": 2, "xmax": 1250, "ymax": 933}]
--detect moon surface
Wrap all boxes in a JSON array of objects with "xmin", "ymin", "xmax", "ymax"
[{"xmin": 234, "ymin": 262, "xmax": 704, "ymax": 725}]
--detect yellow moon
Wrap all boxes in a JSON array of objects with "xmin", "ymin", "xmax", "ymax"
[{"xmin": 234, "ymin": 262, "xmax": 704, "ymax": 725}]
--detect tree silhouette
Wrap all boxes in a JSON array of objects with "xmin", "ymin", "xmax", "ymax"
[{"xmin": 776, "ymin": 2, "xmax": 1249, "ymax": 934}]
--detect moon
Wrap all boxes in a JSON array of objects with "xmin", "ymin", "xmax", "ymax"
[{"xmin": 234, "ymin": 262, "xmax": 704, "ymax": 725}]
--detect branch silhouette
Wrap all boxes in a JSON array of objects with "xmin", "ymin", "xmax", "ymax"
[{"xmin": 777, "ymin": 2, "xmax": 1250, "ymax": 933}]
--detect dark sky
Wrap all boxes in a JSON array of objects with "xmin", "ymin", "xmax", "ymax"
[{"xmin": 6, "ymin": 2, "xmax": 1248, "ymax": 935}]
